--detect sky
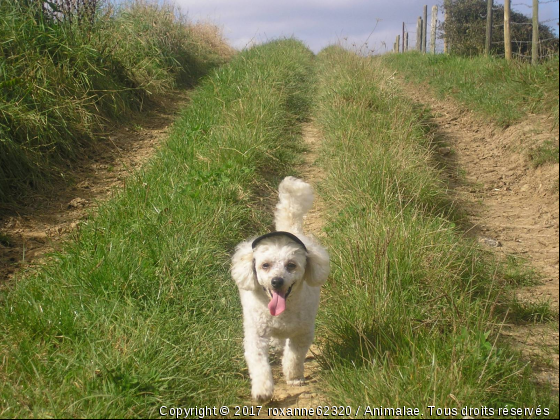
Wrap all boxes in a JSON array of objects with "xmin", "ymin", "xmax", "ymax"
[{"xmin": 172, "ymin": 0, "xmax": 560, "ymax": 54}]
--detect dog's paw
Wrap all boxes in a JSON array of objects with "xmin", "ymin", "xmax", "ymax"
[
  {"xmin": 252, "ymin": 379, "xmax": 274, "ymax": 402},
  {"xmin": 287, "ymin": 378, "xmax": 306, "ymax": 386},
  {"xmin": 253, "ymin": 391, "xmax": 273, "ymax": 403}
]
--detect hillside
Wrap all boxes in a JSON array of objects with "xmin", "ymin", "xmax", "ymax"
[{"xmin": 0, "ymin": 0, "xmax": 233, "ymax": 202}]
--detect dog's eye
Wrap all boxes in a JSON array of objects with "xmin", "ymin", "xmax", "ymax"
[
  {"xmin": 286, "ymin": 262, "xmax": 297, "ymax": 271},
  {"xmin": 262, "ymin": 263, "xmax": 271, "ymax": 270}
]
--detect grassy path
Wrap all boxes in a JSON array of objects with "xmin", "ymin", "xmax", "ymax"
[
  {"xmin": 312, "ymin": 47, "xmax": 558, "ymax": 417},
  {"xmin": 385, "ymin": 62, "xmax": 559, "ymax": 394},
  {"xmin": 1, "ymin": 40, "xmax": 558, "ymax": 418},
  {"xmin": 0, "ymin": 40, "xmax": 315, "ymax": 418}
]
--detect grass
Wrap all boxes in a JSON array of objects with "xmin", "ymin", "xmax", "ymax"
[
  {"xmin": 380, "ymin": 52, "xmax": 559, "ymax": 128},
  {"xmin": 0, "ymin": 39, "xmax": 315, "ymax": 417},
  {"xmin": 507, "ymin": 299, "xmax": 559, "ymax": 324},
  {"xmin": 501, "ymin": 255, "xmax": 540, "ymax": 288},
  {"xmin": 528, "ymin": 140, "xmax": 560, "ymax": 168},
  {"xmin": 0, "ymin": 0, "xmax": 234, "ymax": 202},
  {"xmin": 313, "ymin": 46, "xmax": 558, "ymax": 417},
  {"xmin": 0, "ymin": 232, "xmax": 12, "ymax": 247}
]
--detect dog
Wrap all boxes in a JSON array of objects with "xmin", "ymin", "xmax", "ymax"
[{"xmin": 231, "ymin": 176, "xmax": 330, "ymax": 402}]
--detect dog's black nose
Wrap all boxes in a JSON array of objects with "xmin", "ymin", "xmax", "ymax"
[{"xmin": 271, "ymin": 277, "xmax": 284, "ymax": 289}]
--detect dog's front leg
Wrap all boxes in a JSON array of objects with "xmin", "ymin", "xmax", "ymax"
[
  {"xmin": 283, "ymin": 332, "xmax": 313, "ymax": 386},
  {"xmin": 244, "ymin": 330, "xmax": 274, "ymax": 402}
]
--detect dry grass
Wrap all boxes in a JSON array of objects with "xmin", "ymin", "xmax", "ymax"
[{"xmin": 190, "ymin": 21, "xmax": 237, "ymax": 61}]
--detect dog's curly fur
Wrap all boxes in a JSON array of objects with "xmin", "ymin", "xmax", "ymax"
[{"xmin": 231, "ymin": 177, "xmax": 330, "ymax": 402}]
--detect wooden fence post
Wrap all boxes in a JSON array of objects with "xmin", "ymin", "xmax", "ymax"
[
  {"xmin": 417, "ymin": 16, "xmax": 423, "ymax": 51},
  {"xmin": 423, "ymin": 5, "xmax": 428, "ymax": 53},
  {"xmin": 405, "ymin": 32, "xmax": 409, "ymax": 52},
  {"xmin": 532, "ymin": 0, "xmax": 539, "ymax": 65},
  {"xmin": 431, "ymin": 5, "xmax": 438, "ymax": 54},
  {"xmin": 485, "ymin": 0, "xmax": 493, "ymax": 56},
  {"xmin": 504, "ymin": 0, "xmax": 512, "ymax": 61},
  {"xmin": 443, "ymin": 0, "xmax": 450, "ymax": 53},
  {"xmin": 402, "ymin": 22, "xmax": 406, "ymax": 53}
]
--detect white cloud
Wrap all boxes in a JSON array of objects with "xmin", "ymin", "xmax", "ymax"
[{"xmin": 174, "ymin": 0, "xmax": 559, "ymax": 53}]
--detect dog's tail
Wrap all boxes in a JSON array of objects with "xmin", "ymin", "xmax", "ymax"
[{"xmin": 274, "ymin": 176, "xmax": 314, "ymax": 235}]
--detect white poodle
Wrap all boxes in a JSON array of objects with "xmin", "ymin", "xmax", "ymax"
[{"xmin": 231, "ymin": 176, "xmax": 330, "ymax": 402}]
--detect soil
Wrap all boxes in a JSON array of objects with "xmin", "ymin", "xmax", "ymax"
[
  {"xmin": 397, "ymin": 78, "xmax": 559, "ymax": 393},
  {"xmin": 0, "ymin": 91, "xmax": 190, "ymax": 287},
  {"xmin": 256, "ymin": 122, "xmax": 330, "ymax": 417}
]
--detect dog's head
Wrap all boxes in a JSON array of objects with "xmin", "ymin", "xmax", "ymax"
[{"xmin": 231, "ymin": 232, "xmax": 329, "ymax": 316}]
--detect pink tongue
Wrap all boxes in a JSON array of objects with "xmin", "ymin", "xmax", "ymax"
[{"xmin": 268, "ymin": 291, "xmax": 286, "ymax": 316}]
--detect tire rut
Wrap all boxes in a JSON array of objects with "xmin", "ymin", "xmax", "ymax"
[
  {"xmin": 395, "ymin": 78, "xmax": 559, "ymax": 393},
  {"xmin": 0, "ymin": 91, "xmax": 190, "ymax": 287},
  {"xmin": 254, "ymin": 122, "xmax": 329, "ymax": 418}
]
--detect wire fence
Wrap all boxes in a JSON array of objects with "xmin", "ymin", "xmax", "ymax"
[
  {"xmin": 492, "ymin": 0, "xmax": 559, "ymax": 60},
  {"xmin": 394, "ymin": 0, "xmax": 559, "ymax": 62},
  {"xmin": 396, "ymin": 7, "xmax": 446, "ymax": 54}
]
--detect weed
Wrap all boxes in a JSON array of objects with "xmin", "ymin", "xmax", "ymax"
[
  {"xmin": 0, "ymin": 233, "xmax": 12, "ymax": 247},
  {"xmin": 507, "ymin": 298, "xmax": 559, "ymax": 324},
  {"xmin": 528, "ymin": 141, "xmax": 560, "ymax": 168},
  {"xmin": 501, "ymin": 255, "xmax": 540, "ymax": 288}
]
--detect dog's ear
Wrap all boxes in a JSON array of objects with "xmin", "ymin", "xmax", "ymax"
[
  {"xmin": 231, "ymin": 241, "xmax": 258, "ymax": 291},
  {"xmin": 304, "ymin": 241, "xmax": 330, "ymax": 287}
]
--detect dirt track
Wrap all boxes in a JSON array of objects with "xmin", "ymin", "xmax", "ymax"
[
  {"xmin": 255, "ymin": 122, "xmax": 329, "ymax": 416},
  {"xmin": 397, "ymin": 78, "xmax": 559, "ymax": 392},
  {"xmin": 1, "ymin": 74, "xmax": 558, "ymax": 404},
  {"xmin": 0, "ymin": 91, "xmax": 190, "ymax": 286}
]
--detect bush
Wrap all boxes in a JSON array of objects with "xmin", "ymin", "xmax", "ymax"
[{"xmin": 442, "ymin": 0, "xmax": 559, "ymax": 57}]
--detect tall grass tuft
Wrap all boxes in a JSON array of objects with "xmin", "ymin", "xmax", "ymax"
[
  {"xmin": 0, "ymin": 0, "xmax": 234, "ymax": 202},
  {"xmin": 0, "ymin": 39, "xmax": 314, "ymax": 417},
  {"xmin": 314, "ymin": 46, "xmax": 558, "ymax": 416},
  {"xmin": 381, "ymin": 52, "xmax": 559, "ymax": 128}
]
